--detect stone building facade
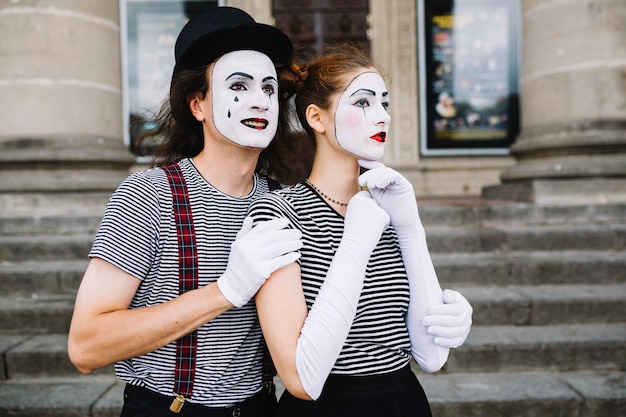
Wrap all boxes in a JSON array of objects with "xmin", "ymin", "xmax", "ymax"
[{"xmin": 1, "ymin": 0, "xmax": 624, "ymax": 217}]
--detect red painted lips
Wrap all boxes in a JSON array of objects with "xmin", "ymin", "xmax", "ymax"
[{"xmin": 370, "ymin": 132, "xmax": 386, "ymax": 142}]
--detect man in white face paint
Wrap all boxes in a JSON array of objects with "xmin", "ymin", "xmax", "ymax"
[
  {"xmin": 211, "ymin": 50, "xmax": 280, "ymax": 149},
  {"xmin": 334, "ymin": 71, "xmax": 391, "ymax": 161},
  {"xmin": 68, "ymin": 7, "xmax": 302, "ymax": 415}
]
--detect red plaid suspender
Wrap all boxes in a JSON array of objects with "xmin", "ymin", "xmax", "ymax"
[
  {"xmin": 162, "ymin": 165, "xmax": 279, "ymax": 410},
  {"xmin": 263, "ymin": 177, "xmax": 281, "ymax": 386},
  {"xmin": 162, "ymin": 164, "xmax": 198, "ymax": 403}
]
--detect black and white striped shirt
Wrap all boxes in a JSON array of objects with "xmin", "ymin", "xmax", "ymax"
[
  {"xmin": 90, "ymin": 158, "xmax": 272, "ymax": 406},
  {"xmin": 248, "ymin": 183, "xmax": 412, "ymax": 376}
]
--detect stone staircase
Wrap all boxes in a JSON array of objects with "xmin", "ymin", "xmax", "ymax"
[{"xmin": 1, "ymin": 198, "xmax": 625, "ymax": 416}]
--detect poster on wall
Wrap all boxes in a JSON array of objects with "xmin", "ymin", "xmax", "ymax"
[
  {"xmin": 120, "ymin": 0, "xmax": 220, "ymax": 156},
  {"xmin": 418, "ymin": 0, "xmax": 520, "ymax": 156}
]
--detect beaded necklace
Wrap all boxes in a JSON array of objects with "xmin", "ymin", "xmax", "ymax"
[{"xmin": 305, "ymin": 178, "xmax": 349, "ymax": 207}]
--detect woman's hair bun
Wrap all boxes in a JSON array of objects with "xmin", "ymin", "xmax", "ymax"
[{"xmin": 280, "ymin": 62, "xmax": 308, "ymax": 98}]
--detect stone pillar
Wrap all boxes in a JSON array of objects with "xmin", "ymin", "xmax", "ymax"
[
  {"xmin": 483, "ymin": 0, "xmax": 626, "ymax": 204},
  {"xmin": 369, "ymin": 0, "xmax": 420, "ymax": 167},
  {"xmin": 0, "ymin": 1, "xmax": 134, "ymax": 215}
]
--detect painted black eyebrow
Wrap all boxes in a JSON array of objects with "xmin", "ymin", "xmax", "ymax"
[
  {"xmin": 225, "ymin": 72, "xmax": 253, "ymax": 81},
  {"xmin": 382, "ymin": 92, "xmax": 389, "ymax": 97},
  {"xmin": 224, "ymin": 73, "xmax": 278, "ymax": 84},
  {"xmin": 350, "ymin": 88, "xmax": 376, "ymax": 97}
]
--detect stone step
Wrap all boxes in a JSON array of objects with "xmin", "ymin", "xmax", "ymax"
[
  {"xmin": 0, "ymin": 283, "xmax": 623, "ymax": 334},
  {"xmin": 2, "ymin": 322, "xmax": 623, "ymax": 380},
  {"xmin": 462, "ymin": 283, "xmax": 626, "ymax": 326},
  {"xmin": 0, "ymin": 334, "xmax": 114, "ymax": 380},
  {"xmin": 0, "ymin": 375, "xmax": 120, "ymax": 417},
  {"xmin": 1, "ymin": 225, "xmax": 624, "ymax": 264},
  {"xmin": 0, "ymin": 214, "xmax": 102, "ymax": 236},
  {"xmin": 433, "ymin": 250, "xmax": 626, "ymax": 286},
  {"xmin": 0, "ymin": 294, "xmax": 74, "ymax": 334},
  {"xmin": 417, "ymin": 200, "xmax": 626, "ymax": 228},
  {"xmin": 0, "ymin": 260, "xmax": 88, "ymax": 295},
  {"xmin": 424, "ymin": 224, "xmax": 626, "ymax": 253},
  {"xmin": 0, "ymin": 235, "xmax": 93, "ymax": 262},
  {"xmin": 0, "ymin": 370, "xmax": 624, "ymax": 417},
  {"xmin": 417, "ymin": 370, "xmax": 626, "ymax": 417},
  {"xmin": 445, "ymin": 323, "xmax": 626, "ymax": 373},
  {"xmin": 1, "ymin": 201, "xmax": 624, "ymax": 235},
  {"xmin": 1, "ymin": 251, "xmax": 623, "ymax": 296}
]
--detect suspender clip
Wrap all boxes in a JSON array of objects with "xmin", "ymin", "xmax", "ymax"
[{"xmin": 169, "ymin": 394, "xmax": 186, "ymax": 413}]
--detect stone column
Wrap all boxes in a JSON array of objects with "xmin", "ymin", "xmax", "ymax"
[
  {"xmin": 0, "ymin": 1, "xmax": 134, "ymax": 215},
  {"xmin": 483, "ymin": 0, "xmax": 626, "ymax": 204}
]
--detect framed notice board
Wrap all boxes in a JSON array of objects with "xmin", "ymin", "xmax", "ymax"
[
  {"xmin": 418, "ymin": 0, "xmax": 520, "ymax": 156},
  {"xmin": 120, "ymin": 0, "xmax": 221, "ymax": 154}
]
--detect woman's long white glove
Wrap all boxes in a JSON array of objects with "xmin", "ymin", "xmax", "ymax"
[
  {"xmin": 296, "ymin": 191, "xmax": 389, "ymax": 400},
  {"xmin": 218, "ymin": 217, "xmax": 302, "ymax": 307},
  {"xmin": 358, "ymin": 160, "xmax": 451, "ymax": 372}
]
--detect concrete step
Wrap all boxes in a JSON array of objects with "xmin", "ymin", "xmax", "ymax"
[
  {"xmin": 0, "ymin": 370, "xmax": 624, "ymax": 417},
  {"xmin": 0, "ymin": 294, "xmax": 74, "ymax": 334},
  {"xmin": 0, "ymin": 260, "xmax": 88, "ymax": 295},
  {"xmin": 424, "ymin": 224, "xmax": 626, "ymax": 253},
  {"xmin": 462, "ymin": 283, "xmax": 626, "ymax": 326},
  {"xmin": 1, "ymin": 225, "xmax": 624, "ymax": 264},
  {"xmin": 2, "ymin": 202, "xmax": 623, "ymax": 236},
  {"xmin": 445, "ymin": 323, "xmax": 626, "ymax": 373},
  {"xmin": 0, "ymin": 334, "xmax": 114, "ymax": 380},
  {"xmin": 0, "ymin": 283, "xmax": 623, "ymax": 335},
  {"xmin": 434, "ymin": 250, "xmax": 626, "ymax": 286},
  {"xmin": 0, "ymin": 214, "xmax": 101, "ymax": 236},
  {"xmin": 0, "ymin": 235, "xmax": 93, "ymax": 262},
  {"xmin": 417, "ymin": 199, "xmax": 626, "ymax": 228},
  {"xmin": 1, "ymin": 251, "xmax": 623, "ymax": 296},
  {"xmin": 3, "ymin": 322, "xmax": 624, "ymax": 380},
  {"xmin": 0, "ymin": 375, "xmax": 120, "ymax": 417},
  {"xmin": 417, "ymin": 370, "xmax": 626, "ymax": 417}
]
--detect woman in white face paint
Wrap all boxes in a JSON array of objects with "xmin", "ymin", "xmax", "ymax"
[
  {"xmin": 247, "ymin": 44, "xmax": 473, "ymax": 416},
  {"xmin": 68, "ymin": 7, "xmax": 303, "ymax": 417}
]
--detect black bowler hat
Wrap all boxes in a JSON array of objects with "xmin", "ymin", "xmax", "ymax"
[{"xmin": 174, "ymin": 6, "xmax": 293, "ymax": 72}]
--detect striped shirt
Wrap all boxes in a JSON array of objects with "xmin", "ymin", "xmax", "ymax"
[
  {"xmin": 89, "ymin": 158, "xmax": 272, "ymax": 406},
  {"xmin": 248, "ymin": 183, "xmax": 412, "ymax": 376}
]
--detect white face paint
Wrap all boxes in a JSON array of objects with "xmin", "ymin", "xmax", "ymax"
[
  {"xmin": 211, "ymin": 50, "xmax": 279, "ymax": 148},
  {"xmin": 334, "ymin": 71, "xmax": 390, "ymax": 161}
]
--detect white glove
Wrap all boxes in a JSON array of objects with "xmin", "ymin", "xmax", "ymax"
[
  {"xmin": 296, "ymin": 191, "xmax": 389, "ymax": 400},
  {"xmin": 358, "ymin": 160, "xmax": 449, "ymax": 372},
  {"xmin": 358, "ymin": 159, "xmax": 419, "ymax": 234},
  {"xmin": 218, "ymin": 217, "xmax": 302, "ymax": 307},
  {"xmin": 423, "ymin": 289, "xmax": 473, "ymax": 348}
]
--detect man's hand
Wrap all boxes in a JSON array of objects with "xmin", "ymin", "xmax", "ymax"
[{"xmin": 218, "ymin": 217, "xmax": 302, "ymax": 307}]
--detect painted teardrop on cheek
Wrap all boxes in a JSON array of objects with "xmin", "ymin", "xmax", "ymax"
[
  {"xmin": 234, "ymin": 96, "xmax": 239, "ymax": 102},
  {"xmin": 227, "ymin": 109, "xmax": 231, "ymax": 118}
]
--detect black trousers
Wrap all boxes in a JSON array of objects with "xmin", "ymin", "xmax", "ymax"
[
  {"xmin": 120, "ymin": 384, "xmax": 267, "ymax": 417},
  {"xmin": 275, "ymin": 365, "xmax": 433, "ymax": 417}
]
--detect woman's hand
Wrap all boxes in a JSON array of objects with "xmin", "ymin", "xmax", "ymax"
[
  {"xmin": 358, "ymin": 160, "xmax": 418, "ymax": 233},
  {"xmin": 423, "ymin": 289, "xmax": 473, "ymax": 348}
]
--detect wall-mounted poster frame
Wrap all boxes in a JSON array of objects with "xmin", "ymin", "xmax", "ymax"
[
  {"xmin": 120, "ymin": 0, "xmax": 221, "ymax": 156},
  {"xmin": 417, "ymin": 0, "xmax": 520, "ymax": 156}
]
